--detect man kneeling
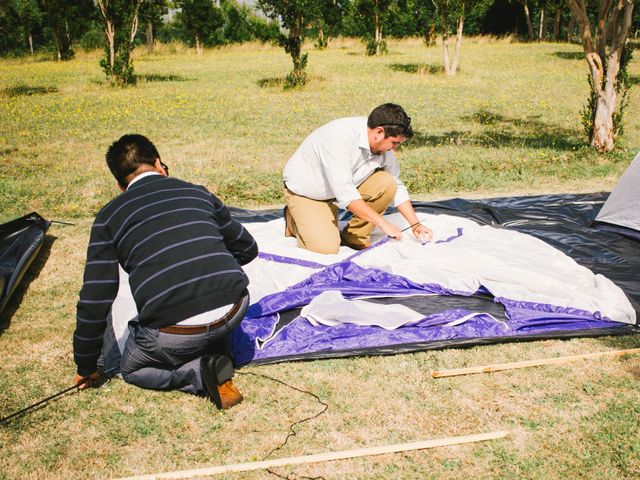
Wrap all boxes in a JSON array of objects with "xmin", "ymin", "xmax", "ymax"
[
  {"xmin": 73, "ymin": 134, "xmax": 258, "ymax": 409},
  {"xmin": 283, "ymin": 103, "xmax": 432, "ymax": 253}
]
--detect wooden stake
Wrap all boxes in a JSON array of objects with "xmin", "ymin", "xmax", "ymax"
[
  {"xmin": 117, "ymin": 430, "xmax": 509, "ymax": 480},
  {"xmin": 431, "ymin": 348, "xmax": 640, "ymax": 378}
]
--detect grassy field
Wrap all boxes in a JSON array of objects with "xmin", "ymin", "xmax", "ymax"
[{"xmin": 1, "ymin": 38, "xmax": 639, "ymax": 479}]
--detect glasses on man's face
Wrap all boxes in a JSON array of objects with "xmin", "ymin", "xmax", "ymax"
[{"xmin": 160, "ymin": 161, "xmax": 169, "ymax": 176}]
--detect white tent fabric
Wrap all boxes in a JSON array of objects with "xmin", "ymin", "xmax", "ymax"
[
  {"xmin": 352, "ymin": 213, "xmax": 635, "ymax": 324},
  {"xmin": 300, "ymin": 290, "xmax": 426, "ymax": 330},
  {"xmin": 299, "ymin": 290, "xmax": 496, "ymax": 330},
  {"xmin": 596, "ymin": 151, "xmax": 640, "ymax": 231},
  {"xmin": 110, "ymin": 211, "xmax": 637, "ymax": 352}
]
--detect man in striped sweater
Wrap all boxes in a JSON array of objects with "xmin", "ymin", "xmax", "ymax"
[{"xmin": 73, "ymin": 134, "xmax": 258, "ymax": 409}]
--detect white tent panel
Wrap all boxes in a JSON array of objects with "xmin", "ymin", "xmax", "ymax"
[{"xmin": 596, "ymin": 151, "xmax": 640, "ymax": 231}]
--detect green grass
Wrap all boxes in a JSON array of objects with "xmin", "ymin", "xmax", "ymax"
[
  {"xmin": 0, "ymin": 38, "xmax": 639, "ymax": 479},
  {"xmin": 1, "ymin": 38, "xmax": 639, "ymax": 222}
]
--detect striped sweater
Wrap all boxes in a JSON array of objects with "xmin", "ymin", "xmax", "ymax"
[{"xmin": 73, "ymin": 175, "xmax": 258, "ymax": 376}]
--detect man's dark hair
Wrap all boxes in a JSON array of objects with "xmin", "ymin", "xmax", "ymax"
[
  {"xmin": 367, "ymin": 103, "xmax": 413, "ymax": 138},
  {"xmin": 106, "ymin": 134, "xmax": 160, "ymax": 188}
]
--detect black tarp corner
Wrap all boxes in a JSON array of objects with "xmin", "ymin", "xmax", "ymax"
[{"xmin": 0, "ymin": 212, "xmax": 51, "ymax": 316}]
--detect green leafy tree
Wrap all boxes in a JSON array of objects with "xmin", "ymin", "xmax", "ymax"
[
  {"xmin": 0, "ymin": 0, "xmax": 22, "ymax": 54},
  {"xmin": 427, "ymin": 0, "xmax": 493, "ymax": 75},
  {"xmin": 39, "ymin": 0, "xmax": 95, "ymax": 61},
  {"xmin": 548, "ymin": 0, "xmax": 566, "ymax": 41},
  {"xmin": 96, "ymin": 0, "xmax": 144, "ymax": 85},
  {"xmin": 177, "ymin": 0, "xmax": 223, "ymax": 55},
  {"xmin": 139, "ymin": 0, "xmax": 167, "ymax": 53},
  {"xmin": 566, "ymin": 0, "xmax": 635, "ymax": 152},
  {"xmin": 257, "ymin": 0, "xmax": 325, "ymax": 88},
  {"xmin": 314, "ymin": 0, "xmax": 346, "ymax": 49},
  {"xmin": 246, "ymin": 13, "xmax": 281, "ymax": 43},
  {"xmin": 15, "ymin": 0, "xmax": 41, "ymax": 54},
  {"xmin": 354, "ymin": 0, "xmax": 395, "ymax": 55},
  {"xmin": 220, "ymin": 0, "xmax": 254, "ymax": 43}
]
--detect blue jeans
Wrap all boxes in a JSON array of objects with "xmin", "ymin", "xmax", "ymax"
[{"xmin": 120, "ymin": 293, "xmax": 248, "ymax": 396}]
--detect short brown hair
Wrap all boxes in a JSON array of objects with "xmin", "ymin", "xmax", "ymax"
[{"xmin": 367, "ymin": 103, "xmax": 413, "ymax": 138}]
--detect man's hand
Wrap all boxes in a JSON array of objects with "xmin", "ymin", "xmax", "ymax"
[
  {"xmin": 380, "ymin": 220, "xmax": 403, "ymax": 240},
  {"xmin": 73, "ymin": 372, "xmax": 99, "ymax": 389},
  {"xmin": 413, "ymin": 224, "xmax": 433, "ymax": 243},
  {"xmin": 347, "ymin": 199, "xmax": 403, "ymax": 240}
]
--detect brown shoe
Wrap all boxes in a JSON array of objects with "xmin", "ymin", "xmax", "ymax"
[
  {"xmin": 284, "ymin": 206, "xmax": 294, "ymax": 237},
  {"xmin": 200, "ymin": 354, "xmax": 243, "ymax": 410},
  {"xmin": 217, "ymin": 379, "xmax": 244, "ymax": 410}
]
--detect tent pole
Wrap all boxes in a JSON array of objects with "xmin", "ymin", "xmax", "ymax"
[
  {"xmin": 116, "ymin": 430, "xmax": 509, "ymax": 479},
  {"xmin": 431, "ymin": 348, "xmax": 640, "ymax": 378}
]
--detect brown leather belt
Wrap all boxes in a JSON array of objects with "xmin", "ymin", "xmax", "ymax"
[{"xmin": 159, "ymin": 298, "xmax": 244, "ymax": 335}]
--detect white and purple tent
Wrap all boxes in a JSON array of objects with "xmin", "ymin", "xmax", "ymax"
[{"xmin": 107, "ymin": 186, "xmax": 639, "ymax": 368}]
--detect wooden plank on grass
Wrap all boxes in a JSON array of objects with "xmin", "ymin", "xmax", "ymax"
[
  {"xmin": 431, "ymin": 348, "xmax": 640, "ymax": 378},
  {"xmin": 117, "ymin": 430, "xmax": 509, "ymax": 480}
]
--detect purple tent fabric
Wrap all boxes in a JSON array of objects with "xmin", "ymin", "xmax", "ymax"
[{"xmin": 231, "ymin": 257, "xmax": 623, "ymax": 366}]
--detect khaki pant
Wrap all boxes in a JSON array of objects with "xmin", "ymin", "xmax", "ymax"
[{"xmin": 284, "ymin": 170, "xmax": 397, "ymax": 254}]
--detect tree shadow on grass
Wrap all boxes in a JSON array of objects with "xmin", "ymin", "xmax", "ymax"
[
  {"xmin": 388, "ymin": 63, "xmax": 443, "ymax": 75},
  {"xmin": 2, "ymin": 85, "xmax": 57, "ymax": 97},
  {"xmin": 256, "ymin": 75, "xmax": 325, "ymax": 90},
  {"xmin": 0, "ymin": 235, "xmax": 56, "ymax": 335},
  {"xmin": 257, "ymin": 77, "xmax": 284, "ymax": 88},
  {"xmin": 552, "ymin": 51, "xmax": 583, "ymax": 60},
  {"xmin": 403, "ymin": 109, "xmax": 581, "ymax": 151},
  {"xmin": 630, "ymin": 75, "xmax": 639, "ymax": 86},
  {"xmin": 137, "ymin": 73, "xmax": 193, "ymax": 82}
]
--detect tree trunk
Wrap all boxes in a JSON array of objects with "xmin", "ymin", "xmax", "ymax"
[
  {"xmin": 553, "ymin": 7, "xmax": 561, "ymax": 41},
  {"xmin": 450, "ymin": 14, "xmax": 464, "ymax": 75},
  {"xmin": 538, "ymin": 5, "xmax": 546, "ymax": 41},
  {"xmin": 521, "ymin": 1, "xmax": 534, "ymax": 40},
  {"xmin": 106, "ymin": 21, "xmax": 115, "ymax": 70},
  {"xmin": 53, "ymin": 30, "xmax": 62, "ymax": 61},
  {"xmin": 565, "ymin": 0, "xmax": 634, "ymax": 152},
  {"xmin": 28, "ymin": 33, "xmax": 34, "ymax": 55},
  {"xmin": 146, "ymin": 21, "xmax": 154, "ymax": 53},
  {"xmin": 567, "ymin": 13, "xmax": 575, "ymax": 41},
  {"xmin": 290, "ymin": 25, "xmax": 302, "ymax": 76},
  {"xmin": 374, "ymin": 13, "xmax": 381, "ymax": 55},
  {"xmin": 65, "ymin": 18, "xmax": 71, "ymax": 49},
  {"xmin": 317, "ymin": 26, "xmax": 325, "ymax": 49},
  {"xmin": 195, "ymin": 33, "xmax": 203, "ymax": 55},
  {"xmin": 441, "ymin": 1, "xmax": 451, "ymax": 75}
]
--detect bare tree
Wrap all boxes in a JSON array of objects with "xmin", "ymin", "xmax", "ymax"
[
  {"xmin": 429, "ymin": 0, "xmax": 491, "ymax": 76},
  {"xmin": 96, "ymin": 0, "xmax": 144, "ymax": 85},
  {"xmin": 566, "ymin": 0, "xmax": 634, "ymax": 152},
  {"xmin": 538, "ymin": 0, "xmax": 547, "ymax": 40},
  {"xmin": 434, "ymin": 0, "xmax": 465, "ymax": 76}
]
